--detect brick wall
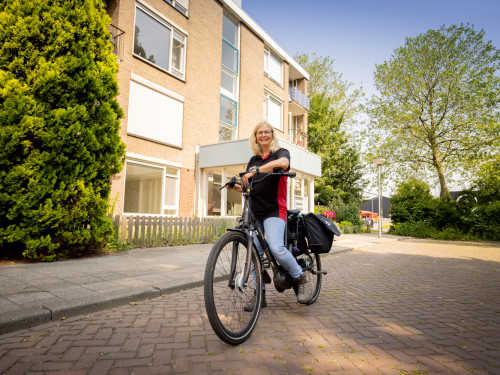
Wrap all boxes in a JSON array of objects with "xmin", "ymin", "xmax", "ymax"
[
  {"xmin": 106, "ymin": 0, "xmax": 304, "ymax": 217},
  {"xmin": 108, "ymin": 0, "xmax": 223, "ymax": 215}
]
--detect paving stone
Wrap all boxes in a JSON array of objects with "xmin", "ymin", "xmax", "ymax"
[{"xmin": 0, "ymin": 237, "xmax": 499, "ymax": 374}]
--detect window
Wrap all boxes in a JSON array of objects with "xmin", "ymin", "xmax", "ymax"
[
  {"xmin": 219, "ymin": 123, "xmax": 235, "ymax": 142},
  {"xmin": 220, "ymin": 94, "xmax": 237, "ymax": 127},
  {"xmin": 207, "ymin": 167, "xmax": 243, "ymax": 217},
  {"xmin": 221, "ymin": 66, "xmax": 237, "ymax": 97},
  {"xmin": 124, "ymin": 163, "xmax": 163, "ymax": 214},
  {"xmin": 127, "ymin": 76, "xmax": 184, "ymax": 147},
  {"xmin": 133, "ymin": 6, "xmax": 186, "ymax": 79},
  {"xmin": 171, "ymin": 31, "xmax": 185, "ymax": 78},
  {"xmin": 264, "ymin": 47, "xmax": 282, "ymax": 85},
  {"xmin": 222, "ymin": 40, "xmax": 238, "ymax": 73},
  {"xmin": 164, "ymin": 167, "xmax": 179, "ymax": 215},
  {"xmin": 263, "ymin": 91, "xmax": 283, "ymax": 131},
  {"xmin": 227, "ymin": 187, "xmax": 242, "ymax": 216},
  {"xmin": 207, "ymin": 172, "xmax": 222, "ymax": 216},
  {"xmin": 164, "ymin": 0, "xmax": 189, "ymax": 16},
  {"xmin": 222, "ymin": 13, "xmax": 238, "ymax": 46},
  {"xmin": 219, "ymin": 13, "xmax": 239, "ymax": 141},
  {"xmin": 124, "ymin": 161, "xmax": 179, "ymax": 215}
]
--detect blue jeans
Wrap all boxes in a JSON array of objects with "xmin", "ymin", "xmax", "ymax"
[{"xmin": 253, "ymin": 217, "xmax": 303, "ymax": 280}]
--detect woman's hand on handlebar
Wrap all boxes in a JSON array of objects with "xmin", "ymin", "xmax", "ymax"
[
  {"xmin": 241, "ymin": 170, "xmax": 256, "ymax": 189},
  {"xmin": 221, "ymin": 176, "xmax": 243, "ymax": 192},
  {"xmin": 228, "ymin": 182, "xmax": 243, "ymax": 192}
]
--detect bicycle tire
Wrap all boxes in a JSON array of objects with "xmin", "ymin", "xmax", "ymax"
[
  {"xmin": 204, "ymin": 231, "xmax": 263, "ymax": 345},
  {"xmin": 293, "ymin": 252, "xmax": 322, "ymax": 305}
]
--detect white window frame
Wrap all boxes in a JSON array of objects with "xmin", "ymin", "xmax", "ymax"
[
  {"xmin": 220, "ymin": 65, "xmax": 238, "ymax": 99},
  {"xmin": 164, "ymin": 166, "xmax": 180, "ymax": 215},
  {"xmin": 165, "ymin": 0, "xmax": 189, "ymax": 16},
  {"xmin": 263, "ymin": 90, "xmax": 283, "ymax": 131},
  {"xmin": 206, "ymin": 167, "xmax": 244, "ymax": 217},
  {"xmin": 123, "ymin": 157, "xmax": 180, "ymax": 216},
  {"xmin": 264, "ymin": 46, "xmax": 283, "ymax": 85},
  {"xmin": 171, "ymin": 30, "xmax": 186, "ymax": 78},
  {"xmin": 133, "ymin": 4, "xmax": 187, "ymax": 80}
]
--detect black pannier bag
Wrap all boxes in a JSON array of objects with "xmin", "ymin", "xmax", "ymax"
[{"xmin": 302, "ymin": 213, "xmax": 341, "ymax": 253}]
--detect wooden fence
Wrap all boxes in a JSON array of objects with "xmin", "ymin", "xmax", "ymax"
[{"xmin": 111, "ymin": 215, "xmax": 238, "ymax": 246}]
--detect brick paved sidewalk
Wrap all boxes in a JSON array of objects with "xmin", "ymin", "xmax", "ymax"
[
  {"xmin": 0, "ymin": 233, "xmax": 389, "ymax": 334},
  {"xmin": 0, "ymin": 238, "xmax": 499, "ymax": 374}
]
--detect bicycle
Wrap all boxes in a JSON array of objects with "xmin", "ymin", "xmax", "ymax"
[{"xmin": 204, "ymin": 169, "xmax": 327, "ymax": 345}]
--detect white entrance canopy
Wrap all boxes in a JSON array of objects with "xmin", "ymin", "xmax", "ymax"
[{"xmin": 198, "ymin": 138, "xmax": 322, "ymax": 177}]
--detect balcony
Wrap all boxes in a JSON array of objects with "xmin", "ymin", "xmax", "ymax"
[
  {"xmin": 107, "ymin": 24, "xmax": 125, "ymax": 62},
  {"xmin": 289, "ymin": 87, "xmax": 310, "ymax": 115}
]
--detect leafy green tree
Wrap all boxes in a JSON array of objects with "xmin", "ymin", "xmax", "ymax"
[
  {"xmin": 0, "ymin": 0, "xmax": 125, "ymax": 260},
  {"xmin": 390, "ymin": 178, "xmax": 435, "ymax": 223},
  {"xmin": 366, "ymin": 24, "xmax": 500, "ymax": 197},
  {"xmin": 295, "ymin": 53, "xmax": 365, "ymax": 205},
  {"xmin": 472, "ymin": 156, "xmax": 500, "ymax": 203}
]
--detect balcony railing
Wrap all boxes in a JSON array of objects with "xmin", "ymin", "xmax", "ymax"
[
  {"xmin": 289, "ymin": 87, "xmax": 310, "ymax": 111},
  {"xmin": 108, "ymin": 24, "xmax": 125, "ymax": 62}
]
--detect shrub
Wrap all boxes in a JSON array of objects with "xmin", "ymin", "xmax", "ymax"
[
  {"xmin": 434, "ymin": 227, "xmax": 467, "ymax": 240},
  {"xmin": 0, "ymin": 0, "xmax": 125, "ymax": 260},
  {"xmin": 431, "ymin": 195, "xmax": 463, "ymax": 231},
  {"xmin": 316, "ymin": 186, "xmax": 336, "ymax": 206},
  {"xmin": 392, "ymin": 221, "xmax": 438, "ymax": 238},
  {"xmin": 469, "ymin": 201, "xmax": 500, "ymax": 240},
  {"xmin": 337, "ymin": 203, "xmax": 362, "ymax": 225},
  {"xmin": 390, "ymin": 178, "xmax": 435, "ymax": 223},
  {"xmin": 339, "ymin": 221, "xmax": 353, "ymax": 229}
]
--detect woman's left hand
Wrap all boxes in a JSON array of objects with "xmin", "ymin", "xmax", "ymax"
[{"xmin": 241, "ymin": 170, "xmax": 256, "ymax": 189}]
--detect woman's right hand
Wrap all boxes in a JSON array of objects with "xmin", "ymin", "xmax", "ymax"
[{"xmin": 228, "ymin": 183, "xmax": 243, "ymax": 193}]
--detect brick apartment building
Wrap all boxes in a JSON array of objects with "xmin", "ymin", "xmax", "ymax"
[{"xmin": 104, "ymin": 0, "xmax": 321, "ymax": 218}]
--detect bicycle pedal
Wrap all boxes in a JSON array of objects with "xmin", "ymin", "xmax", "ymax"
[
  {"xmin": 312, "ymin": 269, "xmax": 328, "ymax": 275},
  {"xmin": 262, "ymin": 270, "xmax": 272, "ymax": 284}
]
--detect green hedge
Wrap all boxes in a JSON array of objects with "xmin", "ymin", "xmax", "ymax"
[{"xmin": 390, "ymin": 179, "xmax": 500, "ymax": 241}]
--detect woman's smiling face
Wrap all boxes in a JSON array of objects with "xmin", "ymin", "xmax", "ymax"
[{"xmin": 256, "ymin": 125, "xmax": 273, "ymax": 148}]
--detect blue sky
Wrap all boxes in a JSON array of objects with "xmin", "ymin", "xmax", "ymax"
[
  {"xmin": 242, "ymin": 0, "xmax": 500, "ymax": 98},
  {"xmin": 242, "ymin": 0, "xmax": 500, "ymax": 195}
]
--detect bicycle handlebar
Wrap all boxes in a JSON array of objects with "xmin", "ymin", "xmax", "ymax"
[
  {"xmin": 220, "ymin": 169, "xmax": 296, "ymax": 190},
  {"xmin": 219, "ymin": 176, "xmax": 240, "ymax": 190}
]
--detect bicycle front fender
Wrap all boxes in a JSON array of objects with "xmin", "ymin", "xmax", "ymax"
[{"xmin": 225, "ymin": 228, "xmax": 260, "ymax": 289}]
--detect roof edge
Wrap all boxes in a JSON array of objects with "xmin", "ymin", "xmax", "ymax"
[{"xmin": 220, "ymin": 0, "xmax": 309, "ymax": 81}]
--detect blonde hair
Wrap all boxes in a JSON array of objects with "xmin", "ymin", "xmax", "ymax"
[{"xmin": 249, "ymin": 121, "xmax": 281, "ymax": 156}]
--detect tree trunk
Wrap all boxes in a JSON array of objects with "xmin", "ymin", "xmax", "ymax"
[
  {"xmin": 431, "ymin": 146, "xmax": 449, "ymax": 197},
  {"xmin": 437, "ymin": 166, "xmax": 449, "ymax": 197}
]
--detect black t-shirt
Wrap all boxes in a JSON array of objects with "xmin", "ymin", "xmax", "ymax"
[{"xmin": 246, "ymin": 148, "xmax": 290, "ymax": 221}]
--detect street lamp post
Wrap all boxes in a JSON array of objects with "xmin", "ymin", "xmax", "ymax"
[{"xmin": 372, "ymin": 158, "xmax": 386, "ymax": 238}]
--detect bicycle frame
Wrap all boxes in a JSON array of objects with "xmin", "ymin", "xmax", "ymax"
[{"xmin": 227, "ymin": 171, "xmax": 294, "ymax": 290}]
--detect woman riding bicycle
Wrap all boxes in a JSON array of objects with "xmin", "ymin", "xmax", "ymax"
[{"xmin": 227, "ymin": 121, "xmax": 314, "ymax": 307}]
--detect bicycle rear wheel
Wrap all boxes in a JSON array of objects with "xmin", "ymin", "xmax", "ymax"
[
  {"xmin": 204, "ymin": 231, "xmax": 263, "ymax": 345},
  {"xmin": 294, "ymin": 252, "xmax": 322, "ymax": 305}
]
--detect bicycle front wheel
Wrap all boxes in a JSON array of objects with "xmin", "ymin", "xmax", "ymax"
[{"xmin": 204, "ymin": 231, "xmax": 263, "ymax": 345}]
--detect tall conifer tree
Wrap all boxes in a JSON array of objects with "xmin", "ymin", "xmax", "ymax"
[{"xmin": 0, "ymin": 0, "xmax": 125, "ymax": 260}]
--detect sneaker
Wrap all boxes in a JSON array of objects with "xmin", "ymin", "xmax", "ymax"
[
  {"xmin": 296, "ymin": 274, "xmax": 313, "ymax": 304},
  {"xmin": 244, "ymin": 290, "xmax": 267, "ymax": 312}
]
